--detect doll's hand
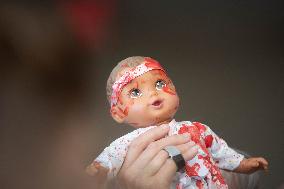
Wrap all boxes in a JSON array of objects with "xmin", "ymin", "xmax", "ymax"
[
  {"xmin": 86, "ymin": 161, "xmax": 109, "ymax": 188},
  {"xmin": 235, "ymin": 157, "xmax": 269, "ymax": 174}
]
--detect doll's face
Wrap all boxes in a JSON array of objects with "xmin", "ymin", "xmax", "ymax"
[{"xmin": 111, "ymin": 69, "xmax": 179, "ymax": 128}]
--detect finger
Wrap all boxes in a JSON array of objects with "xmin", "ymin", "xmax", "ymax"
[
  {"xmin": 252, "ymin": 161, "xmax": 259, "ymax": 167},
  {"xmin": 256, "ymin": 157, "xmax": 269, "ymax": 166},
  {"xmin": 155, "ymin": 145, "xmax": 199, "ymax": 181},
  {"xmin": 256, "ymin": 157, "xmax": 269, "ymax": 170},
  {"xmin": 121, "ymin": 125, "xmax": 170, "ymax": 171},
  {"xmin": 247, "ymin": 158, "xmax": 259, "ymax": 167},
  {"xmin": 182, "ymin": 144, "xmax": 199, "ymax": 160},
  {"xmin": 145, "ymin": 141, "xmax": 196, "ymax": 175},
  {"xmin": 131, "ymin": 133, "xmax": 191, "ymax": 171}
]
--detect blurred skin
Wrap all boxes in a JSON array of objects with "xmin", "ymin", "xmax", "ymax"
[{"xmin": 111, "ymin": 69, "xmax": 179, "ymax": 128}]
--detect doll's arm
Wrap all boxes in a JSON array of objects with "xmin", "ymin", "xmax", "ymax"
[
  {"xmin": 193, "ymin": 122, "xmax": 244, "ymax": 171},
  {"xmin": 86, "ymin": 147, "xmax": 113, "ymax": 178},
  {"xmin": 86, "ymin": 161, "xmax": 109, "ymax": 188},
  {"xmin": 194, "ymin": 122, "xmax": 269, "ymax": 173},
  {"xmin": 86, "ymin": 144, "xmax": 127, "ymax": 180},
  {"xmin": 234, "ymin": 157, "xmax": 268, "ymax": 174}
]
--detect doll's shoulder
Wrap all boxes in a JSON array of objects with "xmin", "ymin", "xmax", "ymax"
[
  {"xmin": 172, "ymin": 120, "xmax": 208, "ymax": 130},
  {"xmin": 171, "ymin": 120, "xmax": 213, "ymax": 135}
]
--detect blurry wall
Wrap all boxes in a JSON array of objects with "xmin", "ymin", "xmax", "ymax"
[{"xmin": 0, "ymin": 1, "xmax": 283, "ymax": 189}]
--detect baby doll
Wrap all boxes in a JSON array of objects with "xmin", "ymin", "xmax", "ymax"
[{"xmin": 87, "ymin": 56, "xmax": 268, "ymax": 189}]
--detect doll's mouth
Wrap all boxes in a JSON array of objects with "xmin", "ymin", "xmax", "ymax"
[{"xmin": 151, "ymin": 99, "xmax": 163, "ymax": 108}]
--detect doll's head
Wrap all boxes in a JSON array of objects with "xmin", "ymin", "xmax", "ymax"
[{"xmin": 106, "ymin": 56, "xmax": 179, "ymax": 128}]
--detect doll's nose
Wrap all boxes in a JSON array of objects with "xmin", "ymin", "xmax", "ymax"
[{"xmin": 149, "ymin": 89, "xmax": 158, "ymax": 97}]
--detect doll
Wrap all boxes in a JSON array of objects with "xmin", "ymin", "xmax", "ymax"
[{"xmin": 87, "ymin": 56, "xmax": 268, "ymax": 189}]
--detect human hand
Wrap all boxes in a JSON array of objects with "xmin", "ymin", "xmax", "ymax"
[
  {"xmin": 235, "ymin": 157, "xmax": 269, "ymax": 174},
  {"xmin": 116, "ymin": 124, "xmax": 198, "ymax": 189}
]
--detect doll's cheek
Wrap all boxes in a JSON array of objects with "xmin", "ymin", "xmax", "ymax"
[
  {"xmin": 127, "ymin": 99, "xmax": 135, "ymax": 107},
  {"xmin": 172, "ymin": 104, "xmax": 179, "ymax": 112},
  {"xmin": 130, "ymin": 103, "xmax": 144, "ymax": 113}
]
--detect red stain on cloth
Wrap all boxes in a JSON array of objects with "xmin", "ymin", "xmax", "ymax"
[
  {"xmin": 204, "ymin": 135, "xmax": 213, "ymax": 148},
  {"xmin": 178, "ymin": 123, "xmax": 227, "ymax": 188}
]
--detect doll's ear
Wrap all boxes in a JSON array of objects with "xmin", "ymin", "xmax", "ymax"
[{"xmin": 110, "ymin": 105, "xmax": 125, "ymax": 123}]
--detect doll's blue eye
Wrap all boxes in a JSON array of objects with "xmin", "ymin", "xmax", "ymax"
[
  {"xmin": 156, "ymin": 80, "xmax": 166, "ymax": 90},
  {"xmin": 130, "ymin": 88, "xmax": 142, "ymax": 98}
]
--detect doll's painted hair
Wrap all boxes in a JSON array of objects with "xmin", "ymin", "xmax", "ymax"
[{"xmin": 106, "ymin": 56, "xmax": 147, "ymax": 105}]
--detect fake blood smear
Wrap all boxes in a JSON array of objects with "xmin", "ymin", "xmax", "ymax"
[
  {"xmin": 192, "ymin": 122, "xmax": 214, "ymax": 149},
  {"xmin": 144, "ymin": 57, "xmax": 162, "ymax": 69},
  {"xmin": 196, "ymin": 180, "xmax": 203, "ymax": 189},
  {"xmin": 118, "ymin": 106, "xmax": 129, "ymax": 116},
  {"xmin": 117, "ymin": 96, "xmax": 123, "ymax": 105},
  {"xmin": 178, "ymin": 124, "xmax": 201, "ymax": 145},
  {"xmin": 110, "ymin": 107, "xmax": 124, "ymax": 119},
  {"xmin": 176, "ymin": 183, "xmax": 182, "ymax": 189},
  {"xmin": 185, "ymin": 163, "xmax": 200, "ymax": 176},
  {"xmin": 110, "ymin": 106, "xmax": 129, "ymax": 119},
  {"xmin": 178, "ymin": 124, "xmax": 209, "ymax": 157},
  {"xmin": 178, "ymin": 123, "xmax": 226, "ymax": 187},
  {"xmin": 162, "ymin": 86, "xmax": 176, "ymax": 95},
  {"xmin": 120, "ymin": 64, "xmax": 129, "ymax": 68},
  {"xmin": 193, "ymin": 122, "xmax": 206, "ymax": 133},
  {"xmin": 135, "ymin": 81, "xmax": 139, "ymax": 89},
  {"xmin": 198, "ymin": 155, "xmax": 226, "ymax": 186},
  {"xmin": 205, "ymin": 135, "xmax": 213, "ymax": 148}
]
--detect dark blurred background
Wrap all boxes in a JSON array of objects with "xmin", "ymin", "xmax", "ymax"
[{"xmin": 0, "ymin": 1, "xmax": 283, "ymax": 189}]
